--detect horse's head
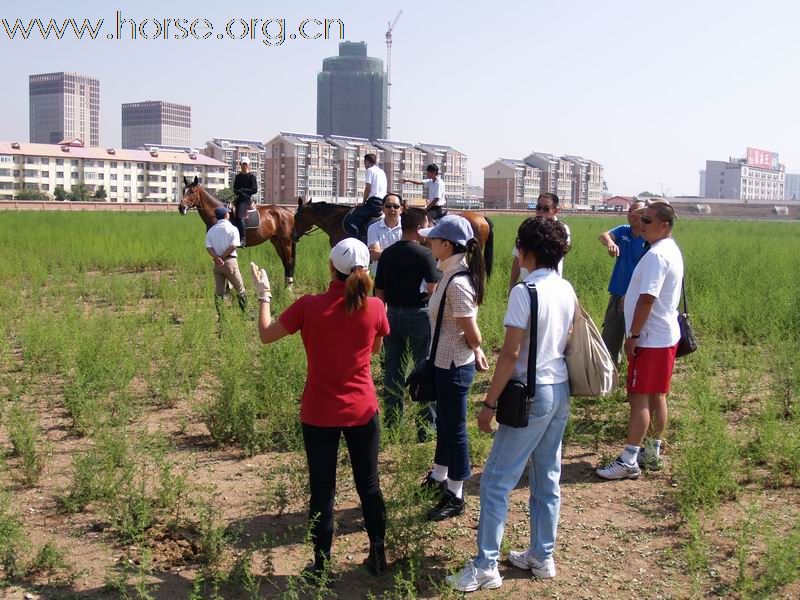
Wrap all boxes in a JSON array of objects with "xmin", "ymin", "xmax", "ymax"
[
  {"xmin": 292, "ymin": 196, "xmax": 315, "ymax": 242},
  {"xmin": 178, "ymin": 176, "xmax": 201, "ymax": 215}
]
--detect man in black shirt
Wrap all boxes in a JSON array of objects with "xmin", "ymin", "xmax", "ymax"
[
  {"xmin": 233, "ymin": 156, "xmax": 258, "ymax": 247},
  {"xmin": 375, "ymin": 207, "xmax": 441, "ymax": 437}
]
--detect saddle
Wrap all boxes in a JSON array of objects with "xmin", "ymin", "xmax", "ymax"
[{"xmin": 236, "ymin": 205, "xmax": 261, "ymax": 229}]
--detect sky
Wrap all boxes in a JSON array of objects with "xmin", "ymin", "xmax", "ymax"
[{"xmin": 3, "ymin": 0, "xmax": 800, "ymax": 196}]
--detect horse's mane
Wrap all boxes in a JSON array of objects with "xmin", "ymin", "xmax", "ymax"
[{"xmin": 303, "ymin": 201, "xmax": 349, "ymax": 213}]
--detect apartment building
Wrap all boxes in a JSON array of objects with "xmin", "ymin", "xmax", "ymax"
[
  {"xmin": 374, "ymin": 140, "xmax": 426, "ymax": 203},
  {"xmin": 29, "ymin": 72, "xmax": 100, "ymax": 147},
  {"xmin": 523, "ymin": 152, "xmax": 574, "ymax": 205},
  {"xmin": 327, "ymin": 135, "xmax": 383, "ymax": 202},
  {"xmin": 417, "ymin": 143, "xmax": 468, "ymax": 202},
  {"xmin": 0, "ymin": 139, "xmax": 226, "ymax": 202},
  {"xmin": 483, "ymin": 152, "xmax": 604, "ymax": 208},
  {"xmin": 563, "ymin": 155, "xmax": 603, "ymax": 206},
  {"xmin": 203, "ymin": 138, "xmax": 266, "ymax": 202},
  {"xmin": 482, "ymin": 159, "xmax": 542, "ymax": 209},
  {"xmin": 264, "ymin": 132, "xmax": 466, "ymax": 205}
]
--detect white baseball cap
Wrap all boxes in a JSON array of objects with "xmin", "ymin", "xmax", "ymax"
[
  {"xmin": 240, "ymin": 156, "xmax": 250, "ymax": 165},
  {"xmin": 330, "ymin": 238, "xmax": 370, "ymax": 275}
]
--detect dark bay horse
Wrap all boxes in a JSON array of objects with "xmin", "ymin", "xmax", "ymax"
[
  {"xmin": 292, "ymin": 198, "xmax": 494, "ymax": 277},
  {"xmin": 178, "ymin": 177, "xmax": 297, "ymax": 286}
]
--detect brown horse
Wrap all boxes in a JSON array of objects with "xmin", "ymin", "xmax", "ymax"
[
  {"xmin": 178, "ymin": 177, "xmax": 297, "ymax": 286},
  {"xmin": 291, "ymin": 197, "xmax": 494, "ymax": 277}
]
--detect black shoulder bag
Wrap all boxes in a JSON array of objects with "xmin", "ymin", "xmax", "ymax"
[
  {"xmin": 406, "ymin": 271, "xmax": 470, "ymax": 403},
  {"xmin": 496, "ymin": 283, "xmax": 538, "ymax": 428},
  {"xmin": 676, "ymin": 277, "xmax": 698, "ymax": 358}
]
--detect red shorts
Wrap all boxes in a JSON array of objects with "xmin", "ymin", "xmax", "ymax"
[{"xmin": 626, "ymin": 343, "xmax": 679, "ymax": 394}]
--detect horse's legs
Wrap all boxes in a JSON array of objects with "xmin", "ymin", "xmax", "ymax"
[{"xmin": 269, "ymin": 236, "xmax": 295, "ymax": 287}]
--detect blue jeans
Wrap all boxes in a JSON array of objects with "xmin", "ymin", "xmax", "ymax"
[
  {"xmin": 433, "ymin": 361, "xmax": 476, "ymax": 482},
  {"xmin": 383, "ymin": 306, "xmax": 435, "ymax": 434},
  {"xmin": 474, "ymin": 381, "xmax": 570, "ymax": 569},
  {"xmin": 344, "ymin": 197, "xmax": 383, "ymax": 238}
]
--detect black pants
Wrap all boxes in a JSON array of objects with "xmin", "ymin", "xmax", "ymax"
[
  {"xmin": 302, "ymin": 413, "xmax": 385, "ymax": 566},
  {"xmin": 234, "ymin": 199, "xmax": 252, "ymax": 242},
  {"xmin": 426, "ymin": 205, "xmax": 446, "ymax": 222},
  {"xmin": 344, "ymin": 197, "xmax": 384, "ymax": 238}
]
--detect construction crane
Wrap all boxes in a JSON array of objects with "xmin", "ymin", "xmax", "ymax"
[{"xmin": 385, "ymin": 10, "xmax": 403, "ymax": 138}]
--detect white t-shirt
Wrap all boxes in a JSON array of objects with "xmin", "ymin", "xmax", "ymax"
[
  {"xmin": 423, "ymin": 177, "xmax": 446, "ymax": 206},
  {"xmin": 365, "ymin": 165, "xmax": 387, "ymax": 200},
  {"xmin": 366, "ymin": 218, "xmax": 402, "ymax": 274},
  {"xmin": 513, "ymin": 220, "xmax": 571, "ymax": 278},
  {"xmin": 503, "ymin": 268, "xmax": 576, "ymax": 385},
  {"xmin": 205, "ymin": 219, "xmax": 240, "ymax": 257},
  {"xmin": 624, "ymin": 237, "xmax": 684, "ymax": 348}
]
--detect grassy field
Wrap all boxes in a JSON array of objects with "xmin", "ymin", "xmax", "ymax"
[{"xmin": 0, "ymin": 211, "xmax": 799, "ymax": 599}]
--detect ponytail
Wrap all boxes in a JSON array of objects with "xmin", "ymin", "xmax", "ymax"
[
  {"xmin": 343, "ymin": 267, "xmax": 373, "ymax": 314},
  {"xmin": 465, "ymin": 238, "xmax": 486, "ymax": 305}
]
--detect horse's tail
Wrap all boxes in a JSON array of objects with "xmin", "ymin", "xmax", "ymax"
[{"xmin": 483, "ymin": 217, "xmax": 494, "ymax": 279}]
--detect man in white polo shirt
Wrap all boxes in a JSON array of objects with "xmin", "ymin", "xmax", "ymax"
[
  {"xmin": 367, "ymin": 193, "xmax": 405, "ymax": 275},
  {"xmin": 509, "ymin": 193, "xmax": 570, "ymax": 290},
  {"xmin": 597, "ymin": 201, "xmax": 683, "ymax": 479},
  {"xmin": 403, "ymin": 163, "xmax": 446, "ymax": 222},
  {"xmin": 206, "ymin": 207, "xmax": 248, "ymax": 318},
  {"xmin": 344, "ymin": 153, "xmax": 387, "ymax": 239}
]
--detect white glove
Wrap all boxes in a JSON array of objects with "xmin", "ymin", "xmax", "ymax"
[{"xmin": 250, "ymin": 262, "xmax": 272, "ymax": 301}]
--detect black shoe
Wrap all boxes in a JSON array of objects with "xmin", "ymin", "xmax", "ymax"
[
  {"xmin": 364, "ymin": 542, "xmax": 387, "ymax": 576},
  {"xmin": 427, "ymin": 489, "xmax": 465, "ymax": 521},
  {"xmin": 421, "ymin": 472, "xmax": 446, "ymax": 493}
]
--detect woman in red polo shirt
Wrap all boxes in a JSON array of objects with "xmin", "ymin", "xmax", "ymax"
[{"xmin": 250, "ymin": 238, "xmax": 390, "ymax": 581}]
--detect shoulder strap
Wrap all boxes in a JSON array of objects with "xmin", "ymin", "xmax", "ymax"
[
  {"xmin": 430, "ymin": 270, "xmax": 470, "ymax": 362},
  {"xmin": 523, "ymin": 283, "xmax": 538, "ymax": 395},
  {"xmin": 681, "ymin": 277, "xmax": 688, "ymax": 314}
]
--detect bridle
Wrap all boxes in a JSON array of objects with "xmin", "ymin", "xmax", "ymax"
[{"xmin": 292, "ymin": 204, "xmax": 322, "ymax": 241}]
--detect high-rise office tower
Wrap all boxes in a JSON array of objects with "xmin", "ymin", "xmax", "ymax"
[
  {"xmin": 317, "ymin": 41, "xmax": 387, "ymax": 141},
  {"xmin": 121, "ymin": 101, "xmax": 191, "ymax": 149},
  {"xmin": 29, "ymin": 72, "xmax": 100, "ymax": 146}
]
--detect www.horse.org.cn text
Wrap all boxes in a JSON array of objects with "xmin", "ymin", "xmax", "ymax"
[{"xmin": 1, "ymin": 11, "xmax": 346, "ymax": 47}]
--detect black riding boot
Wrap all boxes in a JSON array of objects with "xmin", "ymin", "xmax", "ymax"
[
  {"xmin": 364, "ymin": 540, "xmax": 387, "ymax": 576},
  {"xmin": 237, "ymin": 292, "xmax": 248, "ymax": 313}
]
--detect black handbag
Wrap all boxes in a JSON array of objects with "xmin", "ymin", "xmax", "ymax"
[
  {"xmin": 496, "ymin": 283, "xmax": 537, "ymax": 428},
  {"xmin": 676, "ymin": 278, "xmax": 698, "ymax": 358},
  {"xmin": 406, "ymin": 272, "xmax": 470, "ymax": 403}
]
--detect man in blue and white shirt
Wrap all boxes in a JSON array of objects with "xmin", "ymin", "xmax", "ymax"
[{"xmin": 598, "ymin": 200, "xmax": 648, "ymax": 364}]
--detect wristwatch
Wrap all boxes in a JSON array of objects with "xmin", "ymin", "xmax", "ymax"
[{"xmin": 626, "ymin": 332, "xmax": 641, "ymax": 339}]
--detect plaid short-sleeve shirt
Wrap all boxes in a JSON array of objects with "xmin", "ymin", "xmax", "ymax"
[{"xmin": 428, "ymin": 254, "xmax": 478, "ymax": 368}]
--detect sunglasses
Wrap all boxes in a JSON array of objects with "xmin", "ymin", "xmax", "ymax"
[
  {"xmin": 640, "ymin": 217, "xmax": 654, "ymax": 224},
  {"xmin": 535, "ymin": 204, "xmax": 553, "ymax": 212},
  {"xmin": 384, "ymin": 204, "xmax": 402, "ymax": 209}
]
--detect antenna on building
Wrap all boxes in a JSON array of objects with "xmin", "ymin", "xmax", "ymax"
[{"xmin": 385, "ymin": 10, "xmax": 403, "ymax": 138}]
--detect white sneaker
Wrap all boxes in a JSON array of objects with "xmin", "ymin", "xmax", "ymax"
[
  {"xmin": 596, "ymin": 457, "xmax": 641, "ymax": 480},
  {"xmin": 508, "ymin": 549, "xmax": 556, "ymax": 578},
  {"xmin": 446, "ymin": 560, "xmax": 503, "ymax": 592}
]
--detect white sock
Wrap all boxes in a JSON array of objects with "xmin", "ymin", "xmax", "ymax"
[
  {"xmin": 447, "ymin": 479, "xmax": 464, "ymax": 499},
  {"xmin": 620, "ymin": 444, "xmax": 639, "ymax": 466},
  {"xmin": 431, "ymin": 464, "xmax": 448, "ymax": 482},
  {"xmin": 653, "ymin": 439, "xmax": 662, "ymax": 456}
]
